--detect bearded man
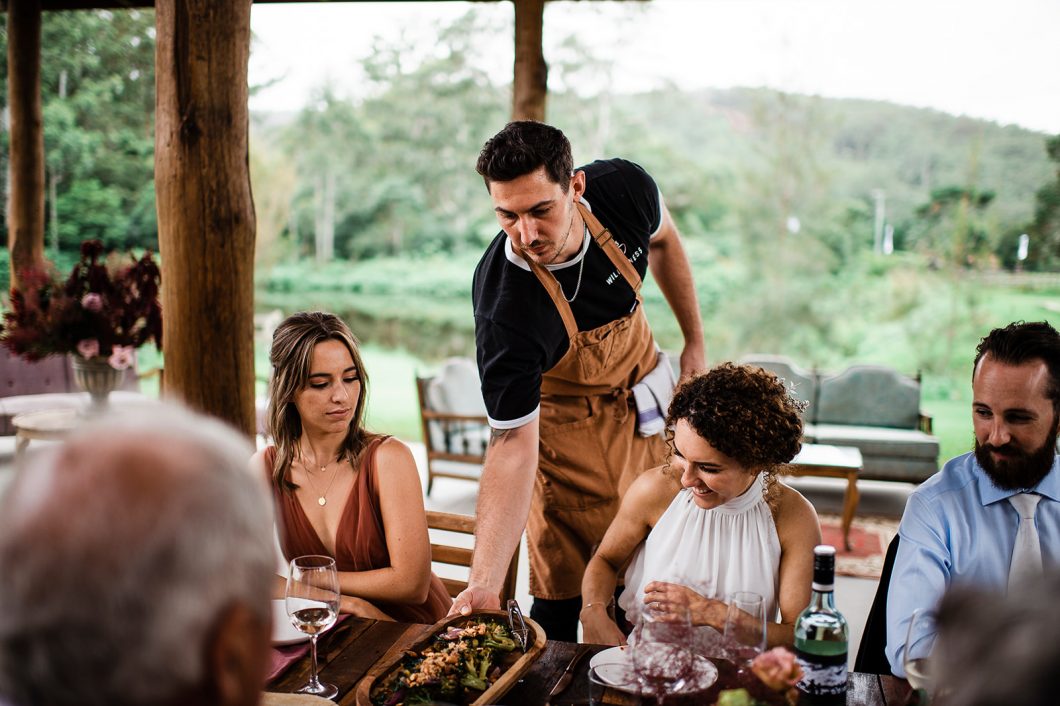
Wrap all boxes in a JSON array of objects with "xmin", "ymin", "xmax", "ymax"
[{"xmin": 885, "ymin": 321, "xmax": 1060, "ymax": 678}]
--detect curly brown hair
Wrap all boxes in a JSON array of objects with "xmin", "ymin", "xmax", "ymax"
[{"xmin": 666, "ymin": 363, "xmax": 805, "ymax": 502}]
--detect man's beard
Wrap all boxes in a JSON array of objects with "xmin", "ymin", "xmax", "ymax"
[{"xmin": 975, "ymin": 424, "xmax": 1059, "ymax": 491}]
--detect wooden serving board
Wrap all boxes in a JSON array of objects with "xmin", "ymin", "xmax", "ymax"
[{"xmin": 353, "ymin": 610, "xmax": 547, "ymax": 706}]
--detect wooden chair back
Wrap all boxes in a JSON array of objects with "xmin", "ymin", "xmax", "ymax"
[
  {"xmin": 425, "ymin": 509, "xmax": 519, "ymax": 606},
  {"xmin": 416, "ymin": 362, "xmax": 490, "ymax": 495},
  {"xmin": 854, "ymin": 534, "xmax": 901, "ymax": 674}
]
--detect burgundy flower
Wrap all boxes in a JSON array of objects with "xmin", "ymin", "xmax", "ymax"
[
  {"xmin": 81, "ymin": 293, "xmax": 103, "ymax": 312},
  {"xmin": 80, "ymin": 239, "xmax": 105, "ymax": 260},
  {"xmin": 76, "ymin": 339, "xmax": 101, "ymax": 359},
  {"xmin": 0, "ymin": 240, "xmax": 162, "ymax": 363}
]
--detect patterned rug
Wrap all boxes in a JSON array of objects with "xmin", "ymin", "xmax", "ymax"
[{"xmin": 819, "ymin": 513, "xmax": 900, "ymax": 580}]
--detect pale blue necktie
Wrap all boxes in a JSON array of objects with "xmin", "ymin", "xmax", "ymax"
[{"xmin": 1007, "ymin": 493, "xmax": 1042, "ymax": 590}]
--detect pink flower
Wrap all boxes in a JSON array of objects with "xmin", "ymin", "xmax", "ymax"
[
  {"xmin": 751, "ymin": 646, "xmax": 803, "ymax": 691},
  {"xmin": 81, "ymin": 293, "xmax": 103, "ymax": 312},
  {"xmin": 108, "ymin": 345, "xmax": 135, "ymax": 371},
  {"xmin": 76, "ymin": 339, "xmax": 100, "ymax": 359}
]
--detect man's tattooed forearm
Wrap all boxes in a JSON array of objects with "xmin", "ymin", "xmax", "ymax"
[{"xmin": 489, "ymin": 427, "xmax": 513, "ymax": 446}]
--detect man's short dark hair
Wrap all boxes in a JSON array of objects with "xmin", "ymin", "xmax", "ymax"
[
  {"xmin": 974, "ymin": 320, "xmax": 1060, "ymax": 412},
  {"xmin": 476, "ymin": 121, "xmax": 573, "ymax": 191}
]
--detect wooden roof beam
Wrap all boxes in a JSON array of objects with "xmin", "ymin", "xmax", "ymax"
[
  {"xmin": 6, "ymin": 0, "xmax": 46, "ymax": 290},
  {"xmin": 154, "ymin": 0, "xmax": 257, "ymax": 436},
  {"xmin": 512, "ymin": 0, "xmax": 546, "ymax": 121},
  {"xmin": 3, "ymin": 0, "xmax": 508, "ymax": 10}
]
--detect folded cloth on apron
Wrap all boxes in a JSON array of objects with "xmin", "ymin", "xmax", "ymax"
[{"xmin": 631, "ymin": 350, "xmax": 677, "ymax": 437}]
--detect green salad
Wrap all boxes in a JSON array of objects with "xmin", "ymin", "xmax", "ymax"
[{"xmin": 370, "ymin": 619, "xmax": 520, "ymax": 706}]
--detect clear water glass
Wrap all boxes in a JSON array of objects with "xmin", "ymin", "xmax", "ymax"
[
  {"xmin": 723, "ymin": 590, "xmax": 767, "ymax": 664},
  {"xmin": 629, "ymin": 600, "xmax": 695, "ymax": 705},
  {"xmin": 286, "ymin": 554, "xmax": 340, "ymax": 699}
]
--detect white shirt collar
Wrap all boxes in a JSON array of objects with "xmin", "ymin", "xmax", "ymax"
[{"xmin": 503, "ymin": 197, "xmax": 592, "ymax": 272}]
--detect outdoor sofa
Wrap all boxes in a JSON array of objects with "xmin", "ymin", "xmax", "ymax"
[{"xmin": 739, "ymin": 354, "xmax": 940, "ymax": 484}]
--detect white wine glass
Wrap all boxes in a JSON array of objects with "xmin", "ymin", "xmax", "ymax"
[
  {"xmin": 629, "ymin": 598, "xmax": 695, "ymax": 705},
  {"xmin": 723, "ymin": 591, "xmax": 767, "ymax": 666},
  {"xmin": 287, "ymin": 555, "xmax": 340, "ymax": 699},
  {"xmin": 903, "ymin": 608, "xmax": 937, "ymax": 694}
]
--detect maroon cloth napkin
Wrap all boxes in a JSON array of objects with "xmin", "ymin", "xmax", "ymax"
[
  {"xmin": 265, "ymin": 615, "xmax": 350, "ymax": 684},
  {"xmin": 266, "ymin": 641, "xmax": 312, "ymax": 683}
]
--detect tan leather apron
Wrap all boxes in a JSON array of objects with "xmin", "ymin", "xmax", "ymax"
[{"xmin": 525, "ymin": 202, "xmax": 669, "ymax": 600}]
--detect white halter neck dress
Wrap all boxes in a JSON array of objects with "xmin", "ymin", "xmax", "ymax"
[{"xmin": 618, "ymin": 473, "xmax": 782, "ymax": 620}]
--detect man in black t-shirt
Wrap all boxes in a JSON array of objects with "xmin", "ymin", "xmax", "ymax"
[
  {"xmin": 451, "ymin": 122, "xmax": 706, "ymax": 640},
  {"xmin": 474, "ymin": 156, "xmax": 664, "ymax": 423}
]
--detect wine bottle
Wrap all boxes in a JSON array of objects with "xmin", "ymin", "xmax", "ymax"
[{"xmin": 794, "ymin": 545, "xmax": 848, "ymax": 705}]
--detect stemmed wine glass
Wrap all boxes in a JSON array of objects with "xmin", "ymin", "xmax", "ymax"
[
  {"xmin": 286, "ymin": 555, "xmax": 340, "ymax": 699},
  {"xmin": 629, "ymin": 596, "xmax": 696, "ymax": 705},
  {"xmin": 723, "ymin": 591, "xmax": 767, "ymax": 666},
  {"xmin": 903, "ymin": 608, "xmax": 937, "ymax": 695}
]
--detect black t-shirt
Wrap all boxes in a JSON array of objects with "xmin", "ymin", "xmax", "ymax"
[{"xmin": 472, "ymin": 158, "xmax": 663, "ymax": 427}]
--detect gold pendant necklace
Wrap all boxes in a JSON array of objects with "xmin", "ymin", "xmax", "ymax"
[{"xmin": 301, "ymin": 450, "xmax": 340, "ymax": 506}]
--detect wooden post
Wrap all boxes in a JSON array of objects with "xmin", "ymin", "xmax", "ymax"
[
  {"xmin": 512, "ymin": 0, "xmax": 547, "ymax": 122},
  {"xmin": 154, "ymin": 0, "xmax": 257, "ymax": 437},
  {"xmin": 6, "ymin": 0, "xmax": 46, "ymax": 290}
]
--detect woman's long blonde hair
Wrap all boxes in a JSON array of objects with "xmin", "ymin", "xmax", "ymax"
[{"xmin": 266, "ymin": 311, "xmax": 380, "ymax": 491}]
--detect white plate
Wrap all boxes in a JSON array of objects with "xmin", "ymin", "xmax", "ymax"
[
  {"xmin": 589, "ymin": 645, "xmax": 719, "ymax": 694},
  {"xmin": 272, "ymin": 599, "xmax": 309, "ymax": 646},
  {"xmin": 589, "ymin": 645, "xmax": 636, "ymax": 687}
]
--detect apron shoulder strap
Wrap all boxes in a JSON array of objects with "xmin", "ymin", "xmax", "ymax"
[
  {"xmin": 576, "ymin": 202, "xmax": 644, "ymax": 298},
  {"xmin": 526, "ymin": 201, "xmax": 646, "ymax": 340},
  {"xmin": 526, "ymin": 256, "xmax": 579, "ymax": 339}
]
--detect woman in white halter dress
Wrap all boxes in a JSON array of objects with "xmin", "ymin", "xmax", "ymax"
[{"xmin": 580, "ymin": 363, "xmax": 822, "ymax": 648}]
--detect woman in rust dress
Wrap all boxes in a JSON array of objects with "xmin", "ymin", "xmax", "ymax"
[{"xmin": 252, "ymin": 311, "xmax": 451, "ymax": 622}]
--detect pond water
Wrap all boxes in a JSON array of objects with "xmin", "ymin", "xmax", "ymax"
[{"xmin": 257, "ymin": 293, "xmax": 476, "ymax": 363}]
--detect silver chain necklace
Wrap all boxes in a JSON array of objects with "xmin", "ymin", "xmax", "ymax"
[
  {"xmin": 560, "ymin": 245, "xmax": 586, "ymax": 303},
  {"xmin": 547, "ymin": 207, "xmax": 584, "ymax": 303}
]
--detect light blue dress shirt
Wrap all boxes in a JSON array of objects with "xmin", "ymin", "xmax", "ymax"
[{"xmin": 885, "ymin": 451, "xmax": 1060, "ymax": 677}]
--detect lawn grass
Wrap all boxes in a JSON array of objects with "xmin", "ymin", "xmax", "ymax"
[
  {"xmin": 360, "ymin": 344, "xmax": 431, "ymax": 441},
  {"xmin": 921, "ymin": 393, "xmax": 974, "ymax": 467},
  {"xmin": 358, "ymin": 349, "xmax": 982, "ymax": 465},
  {"xmin": 138, "ymin": 339, "xmax": 433, "ymax": 442},
  {"xmin": 247, "ymin": 257, "xmax": 1057, "ymax": 459}
]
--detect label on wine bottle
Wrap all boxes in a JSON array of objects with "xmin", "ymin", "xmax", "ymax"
[{"xmin": 795, "ymin": 645, "xmax": 848, "ymax": 697}]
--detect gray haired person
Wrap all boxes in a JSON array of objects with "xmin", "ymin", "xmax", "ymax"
[
  {"xmin": 934, "ymin": 571, "xmax": 1060, "ymax": 706},
  {"xmin": 0, "ymin": 405, "xmax": 275, "ymax": 706}
]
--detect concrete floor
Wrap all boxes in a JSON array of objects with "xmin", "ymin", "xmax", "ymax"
[{"xmin": 0, "ymin": 437, "xmax": 913, "ymax": 670}]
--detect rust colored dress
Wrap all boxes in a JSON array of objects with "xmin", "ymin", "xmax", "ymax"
[{"xmin": 267, "ymin": 438, "xmax": 451, "ymax": 624}]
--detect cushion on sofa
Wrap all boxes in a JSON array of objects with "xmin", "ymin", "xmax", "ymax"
[
  {"xmin": 811, "ymin": 424, "xmax": 939, "ymax": 460},
  {"xmin": 858, "ymin": 457, "xmax": 940, "ymax": 484},
  {"xmin": 738, "ymin": 354, "xmax": 817, "ymax": 419},
  {"xmin": 422, "ymin": 357, "xmax": 488, "ymax": 454},
  {"xmin": 816, "ymin": 365, "xmax": 920, "ymax": 429},
  {"xmin": 0, "ymin": 352, "xmax": 73, "ymax": 396}
]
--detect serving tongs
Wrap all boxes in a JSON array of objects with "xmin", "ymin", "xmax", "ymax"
[{"xmin": 506, "ymin": 599, "xmax": 529, "ymax": 652}]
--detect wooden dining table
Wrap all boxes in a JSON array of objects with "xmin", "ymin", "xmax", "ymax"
[{"xmin": 267, "ymin": 616, "xmax": 914, "ymax": 705}]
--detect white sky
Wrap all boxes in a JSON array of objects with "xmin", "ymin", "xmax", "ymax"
[{"xmin": 249, "ymin": 0, "xmax": 1060, "ymax": 133}]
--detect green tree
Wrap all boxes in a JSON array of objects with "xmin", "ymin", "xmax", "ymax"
[
  {"xmin": 0, "ymin": 9, "xmax": 157, "ymax": 255},
  {"xmin": 908, "ymin": 185, "xmax": 996, "ymax": 267},
  {"xmin": 270, "ymin": 11, "xmax": 507, "ymax": 264},
  {"xmin": 1021, "ymin": 135, "xmax": 1060, "ymax": 270}
]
